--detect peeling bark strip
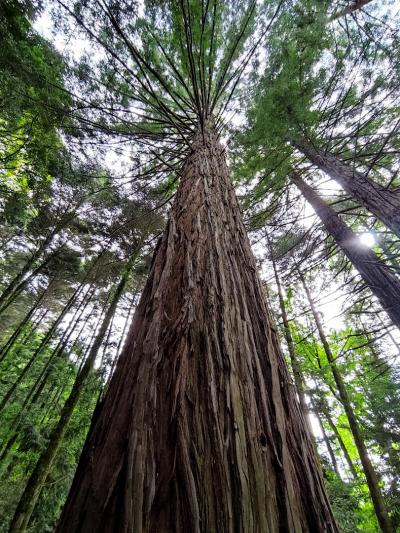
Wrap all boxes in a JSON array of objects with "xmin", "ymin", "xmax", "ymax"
[
  {"xmin": 296, "ymin": 141, "xmax": 400, "ymax": 238},
  {"xmin": 57, "ymin": 125, "xmax": 337, "ymax": 533},
  {"xmin": 293, "ymin": 173, "xmax": 400, "ymax": 331}
]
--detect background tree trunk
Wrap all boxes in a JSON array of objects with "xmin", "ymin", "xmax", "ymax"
[
  {"xmin": 315, "ymin": 395, "xmax": 358, "ymax": 479},
  {"xmin": 299, "ymin": 271, "xmax": 393, "ymax": 533},
  {"xmin": 309, "ymin": 396, "xmax": 341, "ymax": 478},
  {"xmin": 0, "ymin": 228, "xmax": 58, "ymax": 313},
  {"xmin": 293, "ymin": 173, "xmax": 400, "ymax": 329},
  {"xmin": 295, "ymin": 142, "xmax": 400, "ymax": 238},
  {"xmin": 56, "ymin": 125, "xmax": 337, "ymax": 533},
  {"xmin": 330, "ymin": 0, "xmax": 374, "ymax": 21},
  {"xmin": 266, "ymin": 235, "xmax": 310, "ymax": 421},
  {"xmin": 8, "ymin": 250, "xmax": 137, "ymax": 533}
]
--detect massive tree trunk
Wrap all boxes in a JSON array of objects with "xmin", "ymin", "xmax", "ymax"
[
  {"xmin": 299, "ymin": 272, "xmax": 393, "ymax": 533},
  {"xmin": 292, "ymin": 173, "xmax": 400, "ymax": 329},
  {"xmin": 295, "ymin": 141, "xmax": 400, "ymax": 238},
  {"xmin": 56, "ymin": 125, "xmax": 337, "ymax": 533}
]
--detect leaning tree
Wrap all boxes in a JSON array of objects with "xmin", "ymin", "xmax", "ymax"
[{"xmin": 24, "ymin": 1, "xmax": 343, "ymax": 531}]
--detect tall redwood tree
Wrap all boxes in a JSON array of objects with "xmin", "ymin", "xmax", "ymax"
[
  {"xmin": 57, "ymin": 122, "xmax": 337, "ymax": 533},
  {"xmin": 49, "ymin": 1, "xmax": 338, "ymax": 531}
]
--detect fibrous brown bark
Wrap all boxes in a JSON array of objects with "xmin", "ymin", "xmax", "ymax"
[
  {"xmin": 56, "ymin": 125, "xmax": 337, "ymax": 533},
  {"xmin": 293, "ymin": 173, "xmax": 400, "ymax": 330},
  {"xmin": 296, "ymin": 141, "xmax": 400, "ymax": 238}
]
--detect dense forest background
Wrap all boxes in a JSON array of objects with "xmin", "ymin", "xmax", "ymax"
[{"xmin": 0, "ymin": 0, "xmax": 400, "ymax": 531}]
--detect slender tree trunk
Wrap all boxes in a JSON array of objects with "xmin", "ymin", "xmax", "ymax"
[
  {"xmin": 0, "ymin": 229, "xmax": 57, "ymax": 312},
  {"xmin": 300, "ymin": 322, "xmax": 357, "ymax": 478},
  {"xmin": 295, "ymin": 141, "xmax": 400, "ymax": 238},
  {"xmin": 56, "ymin": 125, "xmax": 337, "ymax": 533},
  {"xmin": 330, "ymin": 0, "xmax": 374, "ymax": 20},
  {"xmin": 299, "ymin": 272, "xmax": 393, "ymax": 533},
  {"xmin": 266, "ymin": 235, "xmax": 309, "ymax": 420},
  {"xmin": 103, "ymin": 290, "xmax": 138, "ymax": 394},
  {"xmin": 0, "ymin": 431, "xmax": 18, "ymax": 473},
  {"xmin": 309, "ymin": 396, "xmax": 341, "ymax": 478},
  {"xmin": 293, "ymin": 173, "xmax": 400, "ymax": 329},
  {"xmin": 0, "ymin": 283, "xmax": 50, "ymax": 362},
  {"xmin": 317, "ymin": 397, "xmax": 358, "ymax": 479},
  {"xmin": 0, "ymin": 208, "xmax": 78, "ymax": 313},
  {"xmin": 8, "ymin": 251, "xmax": 137, "ymax": 533},
  {"xmin": 0, "ymin": 252, "xmax": 57, "ymax": 315},
  {"xmin": 25, "ymin": 286, "xmax": 97, "ymax": 408},
  {"xmin": 0, "ymin": 283, "xmax": 86, "ymax": 413}
]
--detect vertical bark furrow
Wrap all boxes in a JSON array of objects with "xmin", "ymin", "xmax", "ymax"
[{"xmin": 57, "ymin": 125, "xmax": 337, "ymax": 533}]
